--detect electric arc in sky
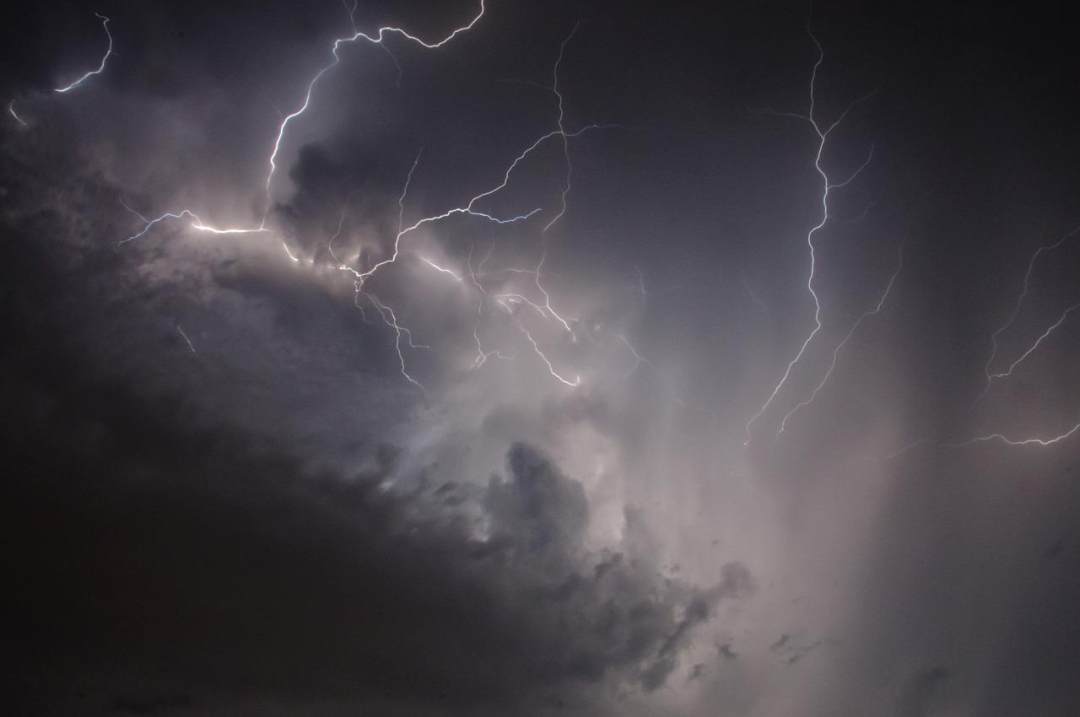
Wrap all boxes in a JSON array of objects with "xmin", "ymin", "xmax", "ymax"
[
  {"xmin": 743, "ymin": 30, "xmax": 875, "ymax": 446},
  {"xmin": 22, "ymin": 3, "xmax": 1080, "ymax": 455},
  {"xmin": 54, "ymin": 12, "xmax": 114, "ymax": 94}
]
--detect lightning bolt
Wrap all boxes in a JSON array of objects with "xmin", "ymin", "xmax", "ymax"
[
  {"xmin": 120, "ymin": 6, "xmax": 618, "ymax": 390},
  {"xmin": 743, "ymin": 29, "xmax": 875, "ymax": 445},
  {"xmin": 886, "ymin": 223, "xmax": 1080, "ymax": 460},
  {"xmin": 617, "ymin": 333, "xmax": 653, "ymax": 379},
  {"xmin": 176, "ymin": 324, "xmax": 197, "ymax": 354},
  {"xmin": 8, "ymin": 100, "xmax": 27, "ymax": 127},
  {"xmin": 471, "ymin": 326, "xmax": 515, "ymax": 369},
  {"xmin": 120, "ymin": 209, "xmax": 271, "ymax": 244},
  {"xmin": 338, "ymin": 24, "xmax": 618, "ymax": 388},
  {"xmin": 517, "ymin": 321, "xmax": 581, "ymax": 387},
  {"xmin": 943, "ymin": 422, "xmax": 1080, "ymax": 449},
  {"xmin": 419, "ymin": 256, "xmax": 464, "ymax": 283},
  {"xmin": 978, "ymin": 224, "xmax": 1080, "ymax": 397},
  {"xmin": 531, "ymin": 24, "xmax": 582, "ymax": 338},
  {"xmin": 987, "ymin": 302, "xmax": 1080, "ymax": 383},
  {"xmin": 126, "ymin": 2, "xmax": 486, "ymax": 241},
  {"xmin": 777, "ymin": 244, "xmax": 903, "ymax": 434},
  {"xmin": 348, "ymin": 149, "xmax": 544, "ymax": 292},
  {"xmin": 367, "ymin": 293, "xmax": 428, "ymax": 390},
  {"xmin": 263, "ymin": 1, "xmax": 488, "ymax": 210},
  {"xmin": 54, "ymin": 13, "xmax": 114, "ymax": 94},
  {"xmin": 281, "ymin": 241, "xmax": 302, "ymax": 263}
]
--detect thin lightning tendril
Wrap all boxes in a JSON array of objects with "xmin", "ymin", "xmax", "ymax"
[
  {"xmin": 988, "ymin": 302, "xmax": 1080, "ymax": 382},
  {"xmin": 33, "ymin": 4, "xmax": 1075, "ymax": 450},
  {"xmin": 419, "ymin": 256, "xmax": 464, "ymax": 282},
  {"xmin": 8, "ymin": 100, "xmax": 27, "ymax": 127},
  {"xmin": 176, "ymin": 324, "xmax": 197, "ymax": 354},
  {"xmin": 944, "ymin": 422, "xmax": 1080, "ymax": 449},
  {"xmin": 743, "ymin": 30, "xmax": 875, "ymax": 445},
  {"xmin": 263, "ymin": 1, "xmax": 487, "ymax": 210},
  {"xmin": 978, "ymin": 224, "xmax": 1080, "ymax": 396},
  {"xmin": 777, "ymin": 244, "xmax": 903, "ymax": 434},
  {"xmin": 54, "ymin": 13, "xmax": 114, "ymax": 94}
]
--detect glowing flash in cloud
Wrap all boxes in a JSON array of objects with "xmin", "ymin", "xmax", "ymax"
[{"xmin": 121, "ymin": 8, "xmax": 616, "ymax": 390}]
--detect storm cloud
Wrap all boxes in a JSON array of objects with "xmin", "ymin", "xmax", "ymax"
[{"xmin": 4, "ymin": 1, "xmax": 1080, "ymax": 715}]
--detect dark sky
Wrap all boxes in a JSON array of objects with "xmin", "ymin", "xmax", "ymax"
[{"xmin": 3, "ymin": 1, "xmax": 1080, "ymax": 715}]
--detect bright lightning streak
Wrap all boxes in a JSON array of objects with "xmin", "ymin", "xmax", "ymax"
[
  {"xmin": 367, "ymin": 294, "xmax": 427, "ymax": 390},
  {"xmin": 471, "ymin": 327, "xmax": 514, "ymax": 369},
  {"xmin": 350, "ymin": 149, "xmax": 547, "ymax": 292},
  {"xmin": 281, "ymin": 242, "xmax": 301, "ymax": 263},
  {"xmin": 54, "ymin": 13, "xmax": 114, "ymax": 94},
  {"xmin": 8, "ymin": 101, "xmax": 27, "ymax": 127},
  {"xmin": 530, "ymin": 25, "xmax": 582, "ymax": 338},
  {"xmin": 743, "ymin": 30, "xmax": 874, "ymax": 445},
  {"xmin": 419, "ymin": 257, "xmax": 463, "ymax": 282},
  {"xmin": 777, "ymin": 244, "xmax": 903, "ymax": 434},
  {"xmin": 617, "ymin": 333, "xmax": 652, "ymax": 378},
  {"xmin": 335, "ymin": 23, "xmax": 619, "ymax": 389},
  {"xmin": 987, "ymin": 302, "xmax": 1080, "ymax": 382},
  {"xmin": 264, "ymin": 1, "xmax": 487, "ymax": 206},
  {"xmin": 121, "ymin": 8, "xmax": 614, "ymax": 391},
  {"xmin": 517, "ymin": 321, "xmax": 581, "ymax": 387},
  {"xmin": 979, "ymin": 224, "xmax": 1080, "ymax": 396},
  {"xmin": 127, "ymin": 3, "xmax": 486, "ymax": 243},
  {"xmin": 176, "ymin": 324, "xmax": 197, "ymax": 354},
  {"xmin": 944, "ymin": 421, "xmax": 1080, "ymax": 449},
  {"xmin": 120, "ymin": 209, "xmax": 270, "ymax": 244}
]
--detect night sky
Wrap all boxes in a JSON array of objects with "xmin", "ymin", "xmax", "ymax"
[{"xmin": 4, "ymin": 1, "xmax": 1080, "ymax": 715}]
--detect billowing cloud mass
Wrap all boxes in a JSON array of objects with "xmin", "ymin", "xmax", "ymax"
[{"xmin": 4, "ymin": 1, "xmax": 1080, "ymax": 715}]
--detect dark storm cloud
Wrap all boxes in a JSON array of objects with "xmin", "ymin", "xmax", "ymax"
[{"xmin": 4, "ymin": 355, "xmax": 742, "ymax": 712}]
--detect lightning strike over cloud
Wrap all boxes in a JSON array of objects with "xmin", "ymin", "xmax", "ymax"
[
  {"xmin": 263, "ymin": 1, "xmax": 488, "ymax": 208},
  {"xmin": 281, "ymin": 242, "xmax": 302, "ymax": 263},
  {"xmin": 979, "ymin": 224, "xmax": 1080, "ymax": 396},
  {"xmin": 176, "ymin": 324, "xmax": 197, "ymax": 354},
  {"xmin": 944, "ymin": 420, "xmax": 1080, "ymax": 449},
  {"xmin": 517, "ymin": 321, "xmax": 581, "ymax": 388},
  {"xmin": 987, "ymin": 302, "xmax": 1080, "ymax": 382},
  {"xmin": 8, "ymin": 100, "xmax": 27, "ymax": 127},
  {"xmin": 53, "ymin": 13, "xmax": 114, "ymax": 94},
  {"xmin": 11, "ymin": 3, "xmax": 1080, "ymax": 712},
  {"xmin": 617, "ymin": 333, "xmax": 653, "ymax": 378},
  {"xmin": 120, "ymin": 209, "xmax": 271, "ymax": 244},
  {"xmin": 471, "ymin": 327, "xmax": 514, "ymax": 369},
  {"xmin": 777, "ymin": 244, "xmax": 903, "ymax": 434},
  {"xmin": 367, "ymin": 293, "xmax": 428, "ymax": 390},
  {"xmin": 419, "ymin": 256, "xmax": 464, "ymax": 283},
  {"xmin": 743, "ymin": 30, "xmax": 875, "ymax": 445}
]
